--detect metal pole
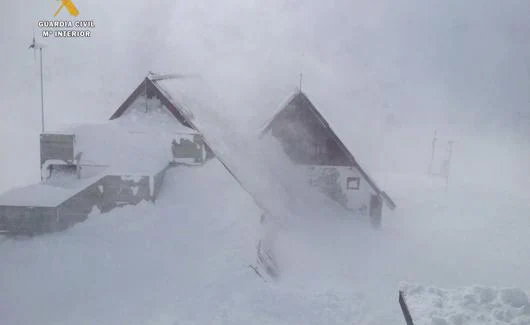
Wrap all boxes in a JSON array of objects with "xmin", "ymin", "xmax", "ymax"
[
  {"xmin": 445, "ymin": 141, "xmax": 453, "ymax": 192},
  {"xmin": 299, "ymin": 73, "xmax": 303, "ymax": 93},
  {"xmin": 39, "ymin": 47, "xmax": 45, "ymax": 133},
  {"xmin": 145, "ymin": 78, "xmax": 149, "ymax": 113},
  {"xmin": 428, "ymin": 129, "xmax": 437, "ymax": 175}
]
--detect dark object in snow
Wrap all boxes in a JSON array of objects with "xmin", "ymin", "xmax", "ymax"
[
  {"xmin": 248, "ymin": 264, "xmax": 267, "ymax": 282},
  {"xmin": 399, "ymin": 290, "xmax": 415, "ymax": 325},
  {"xmin": 369, "ymin": 195, "xmax": 383, "ymax": 228},
  {"xmin": 171, "ymin": 135, "xmax": 206, "ymax": 164},
  {"xmin": 256, "ymin": 240, "xmax": 280, "ymax": 279}
]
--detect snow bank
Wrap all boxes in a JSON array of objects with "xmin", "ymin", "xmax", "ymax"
[
  {"xmin": 401, "ymin": 283, "xmax": 530, "ymax": 325},
  {"xmin": 1, "ymin": 151, "xmax": 529, "ymax": 324},
  {"xmin": 0, "ymin": 160, "xmax": 369, "ymax": 325}
]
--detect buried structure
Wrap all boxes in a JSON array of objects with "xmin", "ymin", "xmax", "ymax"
[
  {"xmin": 260, "ymin": 90, "xmax": 396, "ymax": 226},
  {"xmin": 0, "ymin": 73, "xmax": 395, "ymax": 238},
  {"xmin": 0, "ymin": 74, "xmax": 210, "ymax": 236}
]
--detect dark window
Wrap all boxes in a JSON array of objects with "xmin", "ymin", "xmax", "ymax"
[{"xmin": 346, "ymin": 177, "xmax": 360, "ymax": 190}]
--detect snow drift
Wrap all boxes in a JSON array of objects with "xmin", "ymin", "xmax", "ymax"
[{"xmin": 401, "ymin": 283, "xmax": 530, "ymax": 325}]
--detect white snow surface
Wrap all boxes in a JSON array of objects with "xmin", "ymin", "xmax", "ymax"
[
  {"xmin": 0, "ymin": 161, "xmax": 369, "ymax": 325},
  {"xmin": 52, "ymin": 96, "xmax": 195, "ymax": 176},
  {"xmin": 1, "ymin": 77, "xmax": 529, "ymax": 324},
  {"xmin": 401, "ymin": 283, "xmax": 530, "ymax": 325},
  {"xmin": 1, "ymin": 158, "xmax": 529, "ymax": 324}
]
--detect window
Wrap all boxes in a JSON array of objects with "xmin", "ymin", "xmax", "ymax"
[{"xmin": 346, "ymin": 177, "xmax": 360, "ymax": 190}]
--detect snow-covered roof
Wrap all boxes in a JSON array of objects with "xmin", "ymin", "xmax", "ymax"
[
  {"xmin": 400, "ymin": 283, "xmax": 530, "ymax": 325},
  {"xmin": 51, "ymin": 97, "xmax": 197, "ymax": 176},
  {"xmin": 0, "ymin": 175, "xmax": 101, "ymax": 207},
  {"xmin": 110, "ymin": 76, "xmax": 197, "ymax": 130}
]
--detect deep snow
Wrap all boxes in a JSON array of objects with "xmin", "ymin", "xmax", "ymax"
[
  {"xmin": 1, "ymin": 155, "xmax": 529, "ymax": 324},
  {"xmin": 1, "ymin": 79, "xmax": 529, "ymax": 324},
  {"xmin": 0, "ymin": 161, "xmax": 369, "ymax": 325}
]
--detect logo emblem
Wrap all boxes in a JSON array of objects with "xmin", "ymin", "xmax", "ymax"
[{"xmin": 54, "ymin": 0, "xmax": 79, "ymax": 17}]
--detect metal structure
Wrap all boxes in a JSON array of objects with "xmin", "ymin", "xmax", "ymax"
[
  {"xmin": 29, "ymin": 34, "xmax": 46, "ymax": 133},
  {"xmin": 428, "ymin": 129, "xmax": 454, "ymax": 191}
]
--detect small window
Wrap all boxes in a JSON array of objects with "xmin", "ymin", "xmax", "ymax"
[{"xmin": 346, "ymin": 177, "xmax": 360, "ymax": 190}]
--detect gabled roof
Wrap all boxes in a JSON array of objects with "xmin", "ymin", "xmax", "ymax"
[
  {"xmin": 261, "ymin": 91, "xmax": 396, "ymax": 210},
  {"xmin": 110, "ymin": 77, "xmax": 194, "ymax": 129},
  {"xmin": 110, "ymin": 75, "xmax": 276, "ymax": 216}
]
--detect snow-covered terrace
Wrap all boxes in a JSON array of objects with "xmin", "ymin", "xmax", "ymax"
[
  {"xmin": 52, "ymin": 96, "xmax": 197, "ymax": 176},
  {"xmin": 0, "ymin": 96, "xmax": 196, "ymax": 209}
]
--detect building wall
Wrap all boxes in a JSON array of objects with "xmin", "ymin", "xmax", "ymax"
[
  {"xmin": 0, "ymin": 206, "xmax": 58, "ymax": 235},
  {"xmin": 0, "ymin": 171, "xmax": 167, "ymax": 236},
  {"xmin": 269, "ymin": 101, "xmax": 351, "ymax": 166},
  {"xmin": 172, "ymin": 134, "xmax": 206, "ymax": 163},
  {"xmin": 97, "ymin": 175, "xmax": 152, "ymax": 212},
  {"xmin": 307, "ymin": 165, "xmax": 373, "ymax": 214}
]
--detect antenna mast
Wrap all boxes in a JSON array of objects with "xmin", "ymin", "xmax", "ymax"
[
  {"xmin": 428, "ymin": 129, "xmax": 437, "ymax": 175},
  {"xmin": 29, "ymin": 34, "xmax": 46, "ymax": 133},
  {"xmin": 299, "ymin": 73, "xmax": 303, "ymax": 93}
]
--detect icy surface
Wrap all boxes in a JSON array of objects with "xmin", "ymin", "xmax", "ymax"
[{"xmin": 401, "ymin": 283, "xmax": 530, "ymax": 325}]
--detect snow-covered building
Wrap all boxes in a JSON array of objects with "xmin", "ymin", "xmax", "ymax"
[
  {"xmin": 0, "ymin": 73, "xmax": 396, "ymax": 235},
  {"xmin": 260, "ymin": 91, "xmax": 396, "ymax": 226},
  {"xmin": 0, "ymin": 74, "xmax": 209, "ymax": 236}
]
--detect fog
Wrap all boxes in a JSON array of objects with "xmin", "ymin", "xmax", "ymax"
[
  {"xmin": 1, "ymin": 2, "xmax": 530, "ymax": 323},
  {"xmin": 1, "ymin": 0, "xmax": 529, "ymax": 193}
]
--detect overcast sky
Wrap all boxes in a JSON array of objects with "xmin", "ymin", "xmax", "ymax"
[{"xmin": 1, "ymin": 0, "xmax": 529, "ymax": 192}]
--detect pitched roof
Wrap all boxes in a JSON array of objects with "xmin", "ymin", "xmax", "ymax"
[
  {"xmin": 261, "ymin": 91, "xmax": 396, "ymax": 210},
  {"xmin": 110, "ymin": 77, "xmax": 194, "ymax": 129},
  {"xmin": 110, "ymin": 75, "xmax": 279, "ymax": 216}
]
